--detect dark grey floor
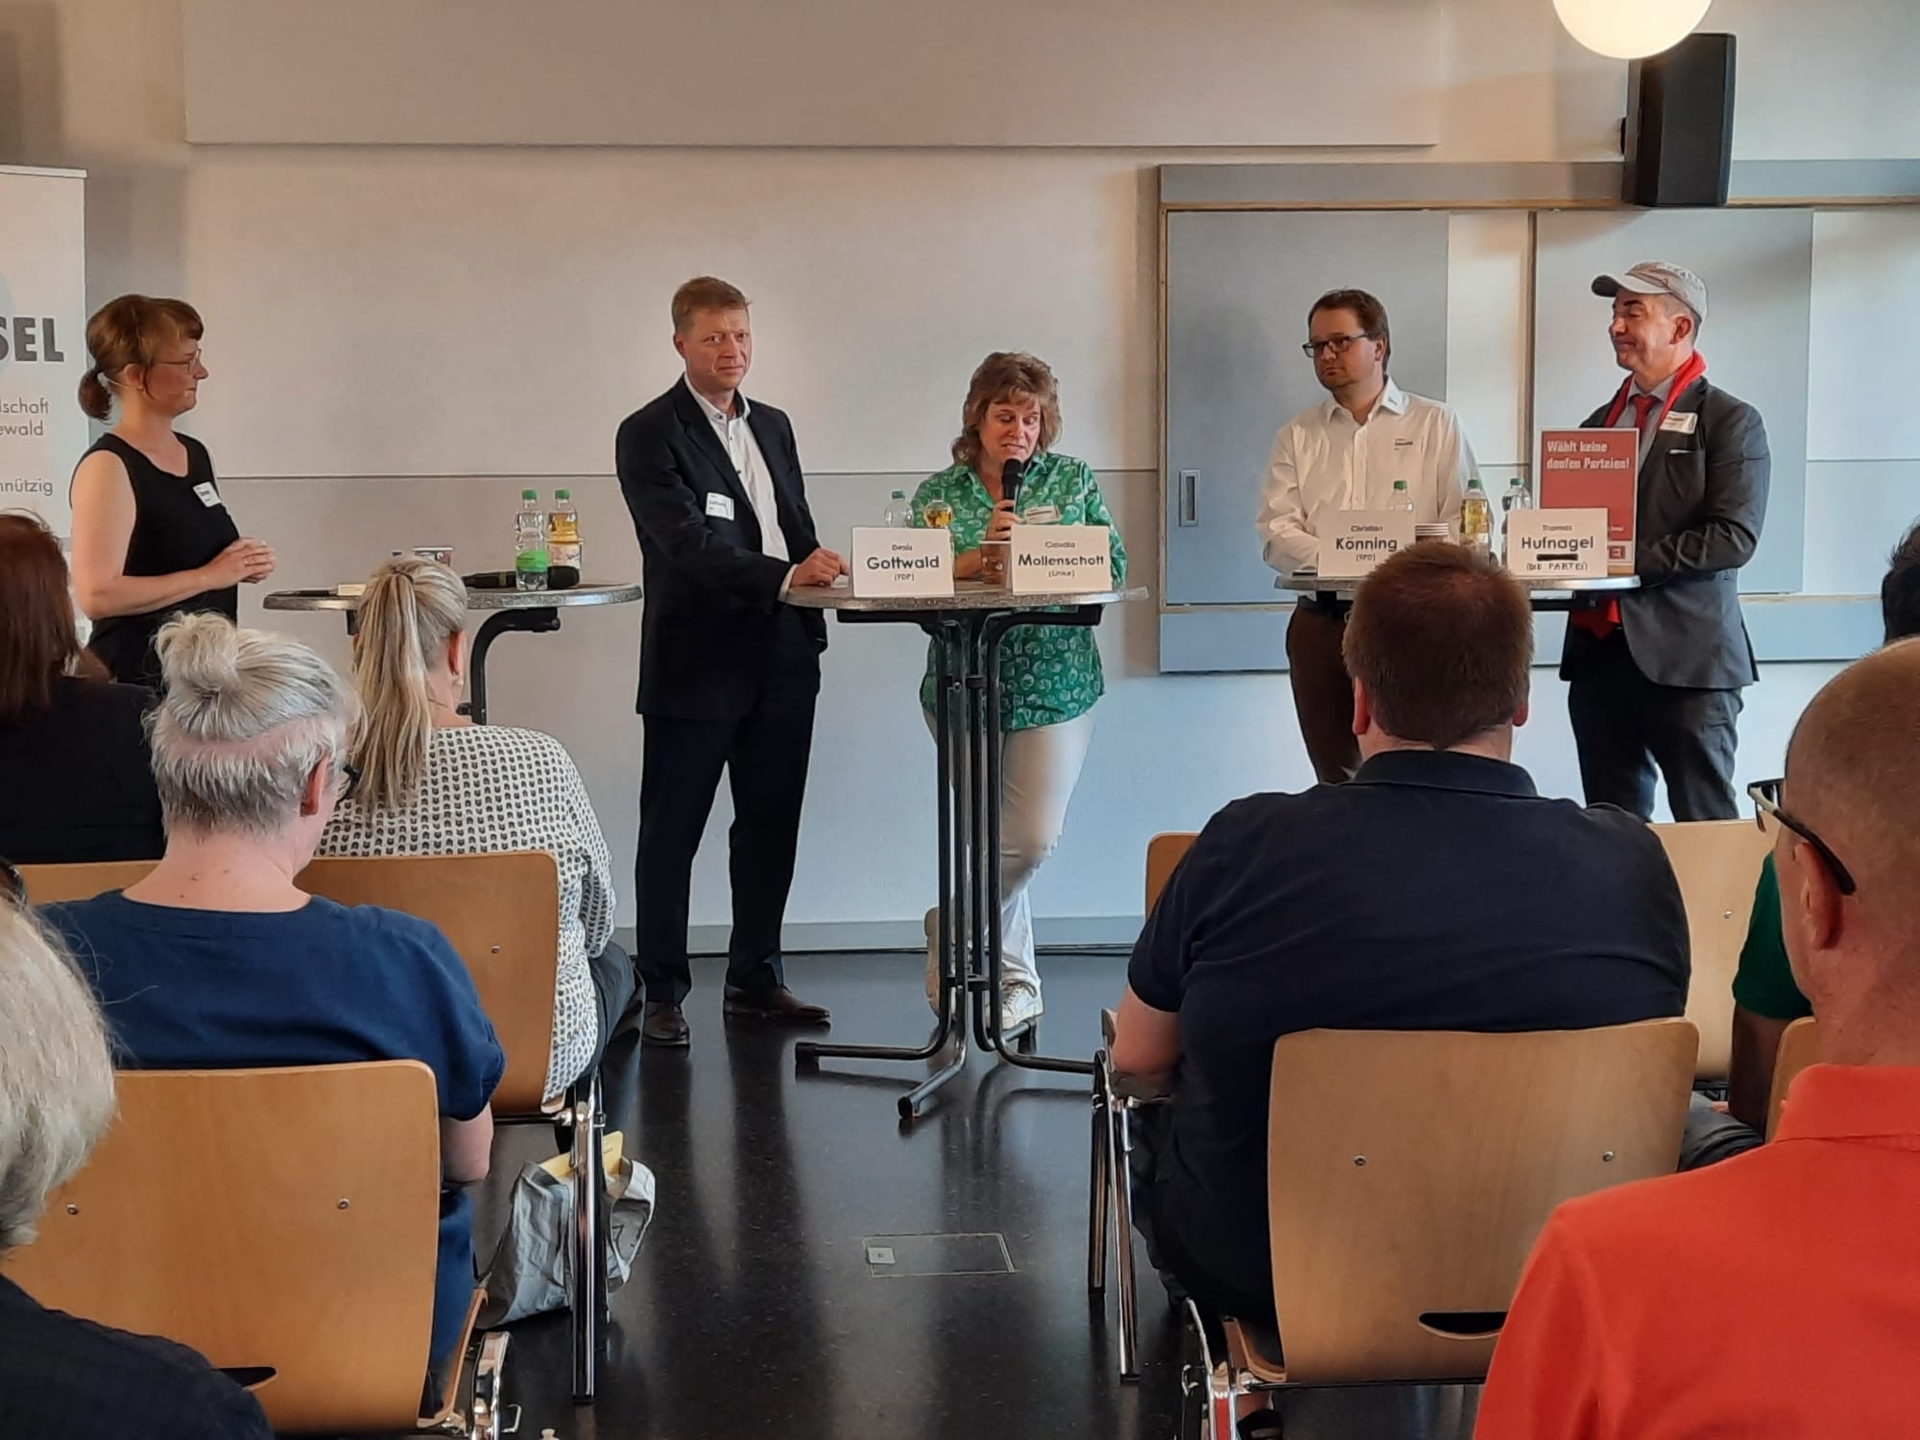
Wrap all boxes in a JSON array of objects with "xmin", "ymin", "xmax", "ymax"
[{"xmin": 468, "ymin": 950, "xmax": 1477, "ymax": 1440}]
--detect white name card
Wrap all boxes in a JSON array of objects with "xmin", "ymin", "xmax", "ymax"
[
  {"xmin": 850, "ymin": 527, "xmax": 954, "ymax": 598},
  {"xmin": 1505, "ymin": 508, "xmax": 1609, "ymax": 579},
  {"xmin": 1010, "ymin": 524, "xmax": 1113, "ymax": 595},
  {"xmin": 1316, "ymin": 511, "xmax": 1415, "ymax": 579}
]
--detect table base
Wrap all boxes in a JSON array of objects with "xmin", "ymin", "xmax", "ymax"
[{"xmin": 795, "ymin": 603, "xmax": 1102, "ymax": 1120}]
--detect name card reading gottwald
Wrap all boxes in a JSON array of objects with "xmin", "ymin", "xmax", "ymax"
[
  {"xmin": 1010, "ymin": 524, "xmax": 1113, "ymax": 595},
  {"xmin": 850, "ymin": 527, "xmax": 954, "ymax": 598},
  {"xmin": 1317, "ymin": 510, "xmax": 1416, "ymax": 580},
  {"xmin": 1505, "ymin": 508, "xmax": 1610, "ymax": 580}
]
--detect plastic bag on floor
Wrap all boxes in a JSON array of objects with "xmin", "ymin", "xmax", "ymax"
[{"xmin": 479, "ymin": 1130, "xmax": 656, "ymax": 1326}]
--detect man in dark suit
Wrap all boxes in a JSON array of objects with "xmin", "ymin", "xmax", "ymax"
[
  {"xmin": 616, "ymin": 276, "xmax": 847, "ymax": 1048},
  {"xmin": 1563, "ymin": 261, "xmax": 1770, "ymax": 821}
]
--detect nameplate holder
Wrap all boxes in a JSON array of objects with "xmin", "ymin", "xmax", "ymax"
[
  {"xmin": 1316, "ymin": 511, "xmax": 1415, "ymax": 580},
  {"xmin": 850, "ymin": 528, "xmax": 954, "ymax": 598},
  {"xmin": 1010, "ymin": 524, "xmax": 1112, "ymax": 595},
  {"xmin": 1506, "ymin": 508, "xmax": 1610, "ymax": 579}
]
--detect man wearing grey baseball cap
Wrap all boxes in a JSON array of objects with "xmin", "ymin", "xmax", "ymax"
[{"xmin": 1561, "ymin": 260, "xmax": 1770, "ymax": 821}]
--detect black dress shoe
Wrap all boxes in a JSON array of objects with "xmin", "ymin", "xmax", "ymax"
[
  {"xmin": 722, "ymin": 985, "xmax": 831, "ymax": 1025},
  {"xmin": 641, "ymin": 1001, "xmax": 690, "ymax": 1048}
]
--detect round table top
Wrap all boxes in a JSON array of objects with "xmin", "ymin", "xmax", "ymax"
[
  {"xmin": 1278, "ymin": 572, "xmax": 1639, "ymax": 598},
  {"xmin": 783, "ymin": 581, "xmax": 1149, "ymax": 613},
  {"xmin": 264, "ymin": 581, "xmax": 643, "ymax": 613}
]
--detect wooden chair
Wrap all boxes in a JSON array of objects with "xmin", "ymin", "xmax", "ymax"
[
  {"xmin": 1088, "ymin": 833, "xmax": 1198, "ymax": 1380},
  {"xmin": 298, "ymin": 852, "xmax": 610, "ymax": 1401},
  {"xmin": 1184, "ymin": 1020, "xmax": 1699, "ymax": 1436},
  {"xmin": 1653, "ymin": 819, "xmax": 1773, "ymax": 1082},
  {"xmin": 1766, "ymin": 1015, "xmax": 1822, "ymax": 1141},
  {"xmin": 15, "ymin": 850, "xmax": 612, "ymax": 1401},
  {"xmin": 2, "ymin": 1063, "xmax": 507, "ymax": 1438}
]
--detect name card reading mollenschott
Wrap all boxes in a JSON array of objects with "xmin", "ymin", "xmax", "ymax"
[
  {"xmin": 1316, "ymin": 510, "xmax": 1415, "ymax": 580},
  {"xmin": 1505, "ymin": 508, "xmax": 1610, "ymax": 579},
  {"xmin": 1010, "ymin": 524, "xmax": 1113, "ymax": 595},
  {"xmin": 850, "ymin": 527, "xmax": 954, "ymax": 598}
]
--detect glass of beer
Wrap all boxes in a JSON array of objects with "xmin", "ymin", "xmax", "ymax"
[{"xmin": 922, "ymin": 498, "xmax": 954, "ymax": 529}]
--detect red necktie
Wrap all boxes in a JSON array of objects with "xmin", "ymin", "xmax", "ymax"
[{"xmin": 1571, "ymin": 394, "xmax": 1655, "ymax": 642}]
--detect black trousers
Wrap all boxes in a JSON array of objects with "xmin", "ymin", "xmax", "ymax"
[
  {"xmin": 1285, "ymin": 601, "xmax": 1360, "ymax": 786},
  {"xmin": 583, "ymin": 940, "xmax": 644, "ymax": 1137},
  {"xmin": 634, "ymin": 625, "xmax": 818, "ymax": 1005},
  {"xmin": 1566, "ymin": 631, "xmax": 1743, "ymax": 822}
]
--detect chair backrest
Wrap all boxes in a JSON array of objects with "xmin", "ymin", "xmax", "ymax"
[
  {"xmin": 1766, "ymin": 1015, "xmax": 1822, "ymax": 1141},
  {"xmin": 1653, "ymin": 819, "xmax": 1773, "ymax": 1081},
  {"xmin": 1145, "ymin": 831, "xmax": 1199, "ymax": 913},
  {"xmin": 15, "ymin": 859, "xmax": 156, "ymax": 904},
  {"xmin": 299, "ymin": 852, "xmax": 561, "ymax": 1114},
  {"xmin": 1264, "ymin": 1019, "xmax": 1698, "ymax": 1385},
  {"xmin": 3, "ymin": 1062, "xmax": 442, "ymax": 1433}
]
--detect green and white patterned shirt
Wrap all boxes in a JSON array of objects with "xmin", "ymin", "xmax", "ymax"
[{"xmin": 910, "ymin": 451, "xmax": 1128, "ymax": 732}]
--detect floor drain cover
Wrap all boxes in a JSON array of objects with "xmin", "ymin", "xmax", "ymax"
[{"xmin": 863, "ymin": 1232, "xmax": 1015, "ymax": 1277}]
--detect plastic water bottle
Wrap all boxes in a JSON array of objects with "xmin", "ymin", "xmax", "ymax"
[
  {"xmin": 1461, "ymin": 478, "xmax": 1494, "ymax": 553},
  {"xmin": 547, "ymin": 489, "xmax": 582, "ymax": 572},
  {"xmin": 883, "ymin": 489, "xmax": 914, "ymax": 528},
  {"xmin": 1389, "ymin": 479, "xmax": 1415, "ymax": 513},
  {"xmin": 1499, "ymin": 477, "xmax": 1532, "ymax": 563},
  {"xmin": 514, "ymin": 490, "xmax": 549, "ymax": 591}
]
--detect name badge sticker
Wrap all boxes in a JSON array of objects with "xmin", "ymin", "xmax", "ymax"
[
  {"xmin": 1021, "ymin": 504, "xmax": 1062, "ymax": 525},
  {"xmin": 193, "ymin": 482, "xmax": 223, "ymax": 508},
  {"xmin": 1659, "ymin": 411, "xmax": 1698, "ymax": 435},
  {"xmin": 705, "ymin": 492, "xmax": 735, "ymax": 520}
]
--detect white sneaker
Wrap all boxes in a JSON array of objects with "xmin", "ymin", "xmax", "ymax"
[{"xmin": 1000, "ymin": 979, "xmax": 1044, "ymax": 1034}]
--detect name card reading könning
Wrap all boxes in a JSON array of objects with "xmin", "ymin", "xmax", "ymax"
[
  {"xmin": 1010, "ymin": 525, "xmax": 1112, "ymax": 595},
  {"xmin": 1316, "ymin": 511, "xmax": 1415, "ymax": 579},
  {"xmin": 850, "ymin": 527, "xmax": 954, "ymax": 598},
  {"xmin": 1505, "ymin": 508, "xmax": 1610, "ymax": 579}
]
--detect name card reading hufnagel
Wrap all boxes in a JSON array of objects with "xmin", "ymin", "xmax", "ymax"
[
  {"xmin": 1316, "ymin": 510, "xmax": 1416, "ymax": 579},
  {"xmin": 850, "ymin": 527, "xmax": 954, "ymax": 598},
  {"xmin": 1505, "ymin": 508, "xmax": 1610, "ymax": 579},
  {"xmin": 1010, "ymin": 525, "xmax": 1113, "ymax": 595}
]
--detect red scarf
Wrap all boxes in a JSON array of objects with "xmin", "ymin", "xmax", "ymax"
[{"xmin": 1571, "ymin": 351, "xmax": 1708, "ymax": 639}]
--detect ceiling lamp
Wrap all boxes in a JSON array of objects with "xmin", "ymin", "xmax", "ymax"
[{"xmin": 1553, "ymin": 0, "xmax": 1712, "ymax": 59}]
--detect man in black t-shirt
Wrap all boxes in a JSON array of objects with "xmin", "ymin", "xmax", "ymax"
[{"xmin": 1112, "ymin": 544, "xmax": 1690, "ymax": 1325}]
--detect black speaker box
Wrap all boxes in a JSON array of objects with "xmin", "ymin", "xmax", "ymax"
[{"xmin": 1625, "ymin": 33, "xmax": 1736, "ymax": 208}]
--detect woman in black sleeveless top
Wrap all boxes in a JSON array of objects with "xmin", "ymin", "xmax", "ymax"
[{"xmin": 68, "ymin": 296, "xmax": 274, "ymax": 689}]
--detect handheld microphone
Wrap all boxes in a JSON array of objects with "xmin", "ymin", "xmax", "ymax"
[{"xmin": 1002, "ymin": 456, "xmax": 1030, "ymax": 509}]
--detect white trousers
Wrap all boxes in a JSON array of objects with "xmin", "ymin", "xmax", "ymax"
[{"xmin": 926, "ymin": 709, "xmax": 1097, "ymax": 989}]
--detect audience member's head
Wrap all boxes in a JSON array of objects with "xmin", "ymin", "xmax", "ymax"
[
  {"xmin": 1882, "ymin": 519, "xmax": 1920, "ymax": 644},
  {"xmin": 348, "ymin": 557, "xmax": 469, "ymax": 812},
  {"xmin": 0, "ymin": 905, "xmax": 115, "ymax": 1256},
  {"xmin": 0, "ymin": 512, "xmax": 101, "ymax": 723},
  {"xmin": 147, "ymin": 614, "xmax": 357, "ymax": 866},
  {"xmin": 1776, "ymin": 639, "xmax": 1920, "ymax": 1060},
  {"xmin": 1343, "ymin": 542, "xmax": 1532, "ymax": 760}
]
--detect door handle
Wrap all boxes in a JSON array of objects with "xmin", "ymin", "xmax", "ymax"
[{"xmin": 1177, "ymin": 470, "xmax": 1199, "ymax": 527}]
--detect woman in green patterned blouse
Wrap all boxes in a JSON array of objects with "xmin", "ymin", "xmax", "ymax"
[{"xmin": 910, "ymin": 352, "xmax": 1127, "ymax": 1033}]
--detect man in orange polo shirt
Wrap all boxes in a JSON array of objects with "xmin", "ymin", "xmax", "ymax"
[{"xmin": 1477, "ymin": 638, "xmax": 1920, "ymax": 1438}]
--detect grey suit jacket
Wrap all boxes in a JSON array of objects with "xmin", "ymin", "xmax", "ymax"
[{"xmin": 1560, "ymin": 376, "xmax": 1770, "ymax": 690}]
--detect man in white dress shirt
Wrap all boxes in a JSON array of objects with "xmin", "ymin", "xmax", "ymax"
[{"xmin": 1256, "ymin": 288, "xmax": 1480, "ymax": 783}]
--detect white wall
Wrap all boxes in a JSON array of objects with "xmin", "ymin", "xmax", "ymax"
[{"xmin": 3, "ymin": 0, "xmax": 1909, "ymax": 940}]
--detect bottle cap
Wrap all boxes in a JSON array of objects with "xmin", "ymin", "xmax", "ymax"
[
  {"xmin": 1468, "ymin": 477, "xmax": 1485, "ymax": 490},
  {"xmin": 522, "ymin": 488, "xmax": 538, "ymax": 500},
  {"xmin": 555, "ymin": 489, "xmax": 571, "ymax": 501},
  {"xmin": 1393, "ymin": 480, "xmax": 1409, "ymax": 490}
]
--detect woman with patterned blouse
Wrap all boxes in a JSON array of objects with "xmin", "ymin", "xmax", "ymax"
[
  {"xmin": 911, "ymin": 352, "xmax": 1128, "ymax": 1031},
  {"xmin": 318, "ymin": 558, "xmax": 646, "ymax": 1113}
]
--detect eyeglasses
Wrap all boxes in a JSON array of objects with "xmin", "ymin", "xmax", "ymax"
[
  {"xmin": 1302, "ymin": 332, "xmax": 1375, "ymax": 359},
  {"xmin": 340, "ymin": 762, "xmax": 362, "ymax": 803},
  {"xmin": 1749, "ymin": 778, "xmax": 1857, "ymax": 896},
  {"xmin": 152, "ymin": 349, "xmax": 205, "ymax": 369}
]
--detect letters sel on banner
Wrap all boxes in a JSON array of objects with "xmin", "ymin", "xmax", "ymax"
[
  {"xmin": 0, "ymin": 167, "xmax": 89, "ymax": 539},
  {"xmin": 1538, "ymin": 428, "xmax": 1638, "ymax": 576},
  {"xmin": 850, "ymin": 527, "xmax": 954, "ymax": 598},
  {"xmin": 1506, "ymin": 508, "xmax": 1610, "ymax": 580},
  {"xmin": 1010, "ymin": 524, "xmax": 1112, "ymax": 595},
  {"xmin": 1315, "ymin": 510, "xmax": 1416, "ymax": 580}
]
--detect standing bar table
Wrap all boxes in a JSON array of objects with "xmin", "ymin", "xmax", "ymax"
[
  {"xmin": 1280, "ymin": 570, "xmax": 1639, "ymax": 610},
  {"xmin": 787, "ymin": 580, "xmax": 1147, "ymax": 1121},
  {"xmin": 264, "ymin": 582, "xmax": 643, "ymax": 724}
]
